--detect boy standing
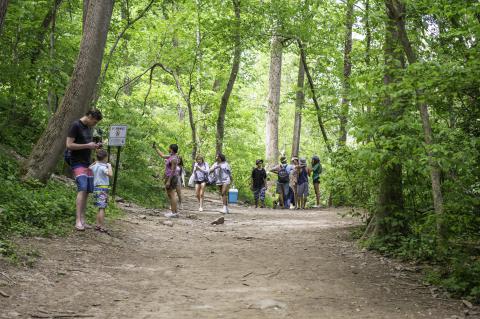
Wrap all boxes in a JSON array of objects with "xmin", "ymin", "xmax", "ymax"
[
  {"xmin": 89, "ymin": 149, "xmax": 113, "ymax": 232},
  {"xmin": 251, "ymin": 159, "xmax": 267, "ymax": 208}
]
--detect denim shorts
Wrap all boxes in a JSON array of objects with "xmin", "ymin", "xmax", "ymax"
[{"xmin": 72, "ymin": 166, "xmax": 94, "ymax": 193}]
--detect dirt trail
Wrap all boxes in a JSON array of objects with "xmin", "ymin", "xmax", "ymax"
[{"xmin": 0, "ymin": 189, "xmax": 475, "ymax": 319}]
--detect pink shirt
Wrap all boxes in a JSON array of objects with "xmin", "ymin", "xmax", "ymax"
[{"xmin": 165, "ymin": 154, "xmax": 178, "ymax": 177}]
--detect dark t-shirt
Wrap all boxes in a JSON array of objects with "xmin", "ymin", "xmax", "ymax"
[
  {"xmin": 67, "ymin": 120, "xmax": 92, "ymax": 166},
  {"xmin": 251, "ymin": 168, "xmax": 267, "ymax": 189}
]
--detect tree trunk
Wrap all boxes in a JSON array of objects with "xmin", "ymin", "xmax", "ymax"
[
  {"xmin": 297, "ymin": 39, "xmax": 332, "ymax": 153},
  {"xmin": 372, "ymin": 7, "xmax": 405, "ymax": 237},
  {"xmin": 364, "ymin": 0, "xmax": 372, "ymax": 115},
  {"xmin": 265, "ymin": 34, "xmax": 283, "ymax": 168},
  {"xmin": 30, "ymin": 0, "xmax": 63, "ymax": 64},
  {"xmin": 0, "ymin": 0, "xmax": 8, "ymax": 36},
  {"xmin": 47, "ymin": 0, "xmax": 59, "ymax": 114},
  {"xmin": 385, "ymin": 0, "xmax": 445, "ymax": 240},
  {"xmin": 215, "ymin": 0, "xmax": 241, "ymax": 155},
  {"xmin": 338, "ymin": 0, "xmax": 354, "ymax": 146},
  {"xmin": 83, "ymin": 0, "xmax": 90, "ymax": 32},
  {"xmin": 291, "ymin": 53, "xmax": 304, "ymax": 158},
  {"xmin": 23, "ymin": 0, "xmax": 114, "ymax": 182}
]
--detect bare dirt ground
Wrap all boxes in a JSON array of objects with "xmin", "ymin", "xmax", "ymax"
[{"xmin": 0, "ymin": 189, "xmax": 477, "ymax": 319}]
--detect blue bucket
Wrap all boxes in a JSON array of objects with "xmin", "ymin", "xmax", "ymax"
[{"xmin": 228, "ymin": 188, "xmax": 238, "ymax": 203}]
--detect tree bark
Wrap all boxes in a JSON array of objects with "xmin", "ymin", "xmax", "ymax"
[
  {"xmin": 291, "ymin": 53, "xmax": 304, "ymax": 158},
  {"xmin": 265, "ymin": 34, "xmax": 283, "ymax": 168},
  {"xmin": 338, "ymin": 0, "xmax": 354, "ymax": 146},
  {"xmin": 297, "ymin": 39, "xmax": 332, "ymax": 154},
  {"xmin": 385, "ymin": 0, "xmax": 445, "ymax": 240},
  {"xmin": 23, "ymin": 0, "xmax": 115, "ymax": 182},
  {"xmin": 0, "ymin": 0, "xmax": 8, "ymax": 36},
  {"xmin": 215, "ymin": 0, "xmax": 241, "ymax": 155}
]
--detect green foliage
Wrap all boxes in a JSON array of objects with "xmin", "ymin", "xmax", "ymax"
[{"xmin": 0, "ymin": 149, "xmax": 122, "ymax": 255}]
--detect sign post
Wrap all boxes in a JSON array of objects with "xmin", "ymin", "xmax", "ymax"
[{"xmin": 108, "ymin": 125, "xmax": 128, "ymax": 199}]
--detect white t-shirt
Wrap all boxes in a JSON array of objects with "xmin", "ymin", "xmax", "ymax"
[{"xmin": 212, "ymin": 162, "xmax": 231, "ymax": 185}]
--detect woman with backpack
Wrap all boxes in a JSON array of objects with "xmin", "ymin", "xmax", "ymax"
[
  {"xmin": 311, "ymin": 155, "xmax": 322, "ymax": 207},
  {"xmin": 297, "ymin": 158, "xmax": 310, "ymax": 209},
  {"xmin": 270, "ymin": 156, "xmax": 291, "ymax": 209},
  {"xmin": 210, "ymin": 153, "xmax": 232, "ymax": 214},
  {"xmin": 193, "ymin": 155, "xmax": 209, "ymax": 212}
]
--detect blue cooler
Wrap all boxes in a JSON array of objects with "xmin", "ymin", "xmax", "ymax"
[{"xmin": 228, "ymin": 187, "xmax": 238, "ymax": 204}]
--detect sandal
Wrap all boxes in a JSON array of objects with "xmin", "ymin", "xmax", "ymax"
[
  {"xmin": 95, "ymin": 226, "xmax": 108, "ymax": 233},
  {"xmin": 75, "ymin": 225, "xmax": 85, "ymax": 231}
]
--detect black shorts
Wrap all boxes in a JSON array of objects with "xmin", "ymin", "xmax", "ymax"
[{"xmin": 195, "ymin": 180, "xmax": 206, "ymax": 185}]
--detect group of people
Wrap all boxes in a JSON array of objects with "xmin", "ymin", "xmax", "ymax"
[
  {"xmin": 251, "ymin": 156, "xmax": 322, "ymax": 210},
  {"xmin": 152, "ymin": 143, "xmax": 233, "ymax": 217},
  {"xmin": 65, "ymin": 109, "xmax": 322, "ymax": 232}
]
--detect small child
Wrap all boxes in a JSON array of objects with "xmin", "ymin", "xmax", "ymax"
[{"xmin": 89, "ymin": 149, "xmax": 113, "ymax": 232}]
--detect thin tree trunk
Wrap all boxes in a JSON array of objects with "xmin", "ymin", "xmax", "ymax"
[
  {"xmin": 215, "ymin": 0, "xmax": 241, "ymax": 155},
  {"xmin": 24, "ymin": 0, "xmax": 114, "ymax": 182},
  {"xmin": 291, "ymin": 53, "xmax": 304, "ymax": 158},
  {"xmin": 338, "ymin": 0, "xmax": 354, "ymax": 146},
  {"xmin": 47, "ymin": 0, "xmax": 59, "ymax": 114},
  {"xmin": 365, "ymin": 0, "xmax": 372, "ymax": 115},
  {"xmin": 30, "ymin": 0, "xmax": 63, "ymax": 64},
  {"xmin": 265, "ymin": 34, "xmax": 283, "ymax": 167},
  {"xmin": 372, "ymin": 9, "xmax": 405, "ymax": 237},
  {"xmin": 94, "ymin": 0, "xmax": 155, "ymax": 104},
  {"xmin": 385, "ymin": 0, "xmax": 445, "ymax": 239},
  {"xmin": 0, "ymin": 0, "xmax": 8, "ymax": 36},
  {"xmin": 297, "ymin": 39, "xmax": 332, "ymax": 153}
]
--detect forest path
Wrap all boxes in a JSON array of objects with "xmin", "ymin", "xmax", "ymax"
[{"xmin": 0, "ymin": 188, "xmax": 474, "ymax": 319}]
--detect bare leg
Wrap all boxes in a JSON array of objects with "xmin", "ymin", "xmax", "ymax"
[
  {"xmin": 96, "ymin": 208, "xmax": 105, "ymax": 228},
  {"xmin": 221, "ymin": 184, "xmax": 229, "ymax": 206},
  {"xmin": 176, "ymin": 184, "xmax": 182, "ymax": 208},
  {"xmin": 76, "ymin": 191, "xmax": 87, "ymax": 228},
  {"xmin": 199, "ymin": 183, "xmax": 206, "ymax": 209},
  {"xmin": 168, "ymin": 189, "xmax": 177, "ymax": 213},
  {"xmin": 314, "ymin": 182, "xmax": 320, "ymax": 206}
]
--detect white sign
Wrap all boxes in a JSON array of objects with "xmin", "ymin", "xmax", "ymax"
[{"xmin": 108, "ymin": 125, "xmax": 128, "ymax": 146}]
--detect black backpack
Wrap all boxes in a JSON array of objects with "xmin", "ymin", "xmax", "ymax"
[
  {"xmin": 278, "ymin": 164, "xmax": 289, "ymax": 183},
  {"xmin": 64, "ymin": 149, "xmax": 72, "ymax": 166}
]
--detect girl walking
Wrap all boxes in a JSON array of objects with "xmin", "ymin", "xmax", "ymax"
[
  {"xmin": 153, "ymin": 142, "xmax": 180, "ymax": 218},
  {"xmin": 210, "ymin": 153, "xmax": 232, "ymax": 214},
  {"xmin": 193, "ymin": 155, "xmax": 209, "ymax": 211},
  {"xmin": 289, "ymin": 157, "xmax": 299, "ymax": 209}
]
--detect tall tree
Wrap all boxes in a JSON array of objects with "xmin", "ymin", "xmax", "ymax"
[
  {"xmin": 385, "ymin": 0, "xmax": 445, "ymax": 239},
  {"xmin": 265, "ymin": 34, "xmax": 283, "ymax": 167},
  {"xmin": 0, "ymin": 0, "xmax": 8, "ymax": 36},
  {"xmin": 23, "ymin": 0, "xmax": 115, "ymax": 182},
  {"xmin": 215, "ymin": 0, "xmax": 241, "ymax": 155},
  {"xmin": 371, "ymin": 5, "xmax": 405, "ymax": 237},
  {"xmin": 291, "ymin": 53, "xmax": 304, "ymax": 157},
  {"xmin": 338, "ymin": 0, "xmax": 355, "ymax": 146}
]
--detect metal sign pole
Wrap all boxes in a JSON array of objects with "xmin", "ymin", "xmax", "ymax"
[{"xmin": 111, "ymin": 146, "xmax": 122, "ymax": 199}]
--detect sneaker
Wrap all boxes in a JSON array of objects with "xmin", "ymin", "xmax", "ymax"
[
  {"xmin": 289, "ymin": 204, "xmax": 295, "ymax": 210},
  {"xmin": 221, "ymin": 206, "xmax": 229, "ymax": 214},
  {"xmin": 199, "ymin": 207, "xmax": 203, "ymax": 212},
  {"xmin": 164, "ymin": 212, "xmax": 179, "ymax": 218}
]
